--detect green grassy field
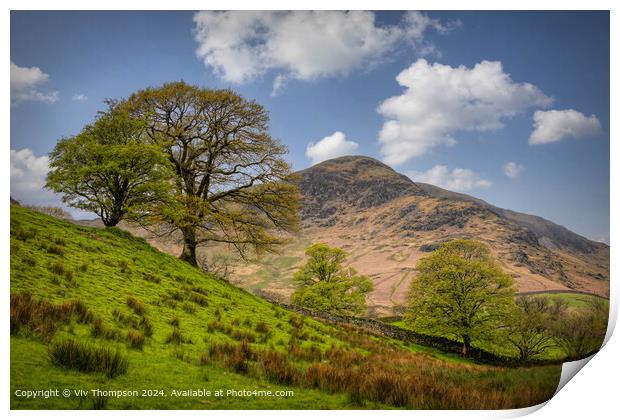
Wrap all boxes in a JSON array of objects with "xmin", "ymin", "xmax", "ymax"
[{"xmin": 10, "ymin": 206, "xmax": 562, "ymax": 409}]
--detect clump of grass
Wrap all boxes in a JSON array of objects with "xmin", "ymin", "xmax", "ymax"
[
  {"xmin": 90, "ymin": 318, "xmax": 120, "ymax": 340},
  {"xmin": 21, "ymin": 255, "xmax": 37, "ymax": 267},
  {"xmin": 257, "ymin": 350, "xmax": 299, "ymax": 386},
  {"xmin": 143, "ymin": 272, "xmax": 161, "ymax": 284},
  {"xmin": 288, "ymin": 315, "xmax": 305, "ymax": 329},
  {"xmin": 140, "ymin": 316, "xmax": 153, "ymax": 337},
  {"xmin": 92, "ymin": 394, "xmax": 109, "ymax": 410},
  {"xmin": 255, "ymin": 321, "xmax": 270, "ymax": 334},
  {"xmin": 231, "ymin": 329, "xmax": 256, "ymax": 343},
  {"xmin": 12, "ymin": 225, "xmax": 37, "ymax": 242},
  {"xmin": 188, "ymin": 292, "xmax": 208, "ymax": 307},
  {"xmin": 182, "ymin": 302, "xmax": 197, "ymax": 314},
  {"xmin": 45, "ymin": 244, "xmax": 65, "ymax": 256},
  {"xmin": 126, "ymin": 329, "xmax": 145, "ymax": 349},
  {"xmin": 169, "ymin": 290, "xmax": 184, "ymax": 301},
  {"xmin": 48, "ymin": 338, "xmax": 128, "ymax": 378},
  {"xmin": 10, "ymin": 293, "xmax": 92, "ymax": 340},
  {"xmin": 166, "ymin": 328, "xmax": 186, "ymax": 344},
  {"xmin": 118, "ymin": 260, "xmax": 129, "ymax": 273},
  {"xmin": 199, "ymin": 353, "xmax": 210, "ymax": 365},
  {"xmin": 49, "ymin": 261, "xmax": 67, "ymax": 276},
  {"xmin": 78, "ymin": 262, "xmax": 89, "ymax": 272},
  {"xmin": 169, "ymin": 316, "xmax": 180, "ymax": 327},
  {"xmin": 207, "ymin": 320, "xmax": 232, "ymax": 335},
  {"xmin": 126, "ymin": 296, "xmax": 147, "ymax": 316}
]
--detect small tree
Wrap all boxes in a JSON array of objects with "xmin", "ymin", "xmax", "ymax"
[
  {"xmin": 405, "ymin": 239, "xmax": 516, "ymax": 356},
  {"xmin": 291, "ymin": 244, "xmax": 373, "ymax": 316},
  {"xmin": 551, "ymin": 298, "xmax": 608, "ymax": 359},
  {"xmin": 506, "ymin": 296, "xmax": 561, "ymax": 361},
  {"xmin": 46, "ymin": 104, "xmax": 172, "ymax": 227}
]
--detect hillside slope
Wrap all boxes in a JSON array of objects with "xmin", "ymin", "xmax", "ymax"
[
  {"xmin": 225, "ymin": 156, "xmax": 608, "ymax": 315},
  {"xmin": 10, "ymin": 206, "xmax": 561, "ymax": 409}
]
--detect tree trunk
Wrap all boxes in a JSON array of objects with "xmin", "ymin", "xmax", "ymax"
[
  {"xmin": 462, "ymin": 336, "xmax": 471, "ymax": 357},
  {"xmin": 180, "ymin": 227, "xmax": 198, "ymax": 266}
]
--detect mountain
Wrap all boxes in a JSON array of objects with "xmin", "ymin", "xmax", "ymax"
[{"xmin": 226, "ymin": 156, "xmax": 608, "ymax": 315}]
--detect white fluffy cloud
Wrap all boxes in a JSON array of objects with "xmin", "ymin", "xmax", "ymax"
[
  {"xmin": 72, "ymin": 93, "xmax": 88, "ymax": 102},
  {"xmin": 306, "ymin": 131, "xmax": 359, "ymax": 165},
  {"xmin": 11, "ymin": 148, "xmax": 56, "ymax": 205},
  {"xmin": 377, "ymin": 59, "xmax": 553, "ymax": 165},
  {"xmin": 406, "ymin": 165, "xmax": 491, "ymax": 192},
  {"xmin": 192, "ymin": 11, "xmax": 455, "ymax": 92},
  {"xmin": 529, "ymin": 109, "xmax": 601, "ymax": 145},
  {"xmin": 10, "ymin": 62, "xmax": 59, "ymax": 104},
  {"xmin": 503, "ymin": 161, "xmax": 525, "ymax": 179},
  {"xmin": 10, "ymin": 148, "xmax": 95, "ymax": 219}
]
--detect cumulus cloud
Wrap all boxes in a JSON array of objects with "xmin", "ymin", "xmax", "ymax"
[
  {"xmin": 503, "ymin": 161, "xmax": 525, "ymax": 179},
  {"xmin": 306, "ymin": 131, "xmax": 359, "ymax": 165},
  {"xmin": 11, "ymin": 148, "xmax": 95, "ymax": 219},
  {"xmin": 193, "ymin": 11, "xmax": 456, "ymax": 92},
  {"xmin": 377, "ymin": 59, "xmax": 553, "ymax": 165},
  {"xmin": 10, "ymin": 61, "xmax": 59, "ymax": 104},
  {"xmin": 72, "ymin": 93, "xmax": 88, "ymax": 102},
  {"xmin": 529, "ymin": 109, "xmax": 602, "ymax": 145},
  {"xmin": 11, "ymin": 148, "xmax": 55, "ymax": 205},
  {"xmin": 406, "ymin": 165, "xmax": 491, "ymax": 192}
]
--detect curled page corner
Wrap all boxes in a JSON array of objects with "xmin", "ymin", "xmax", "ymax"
[{"xmin": 554, "ymin": 354, "xmax": 596, "ymax": 396}]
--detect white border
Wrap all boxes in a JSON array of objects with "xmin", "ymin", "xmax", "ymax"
[{"xmin": 3, "ymin": 1, "xmax": 617, "ymax": 419}]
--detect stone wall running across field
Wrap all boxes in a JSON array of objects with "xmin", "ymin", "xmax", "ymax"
[{"xmin": 255, "ymin": 291, "xmax": 592, "ymax": 367}]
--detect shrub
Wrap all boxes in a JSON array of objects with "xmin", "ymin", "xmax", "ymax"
[
  {"xmin": 48, "ymin": 339, "xmax": 128, "ymax": 378},
  {"xmin": 182, "ymin": 302, "xmax": 197, "ymax": 314}
]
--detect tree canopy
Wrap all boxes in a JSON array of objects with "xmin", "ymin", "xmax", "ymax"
[
  {"xmin": 46, "ymin": 103, "xmax": 172, "ymax": 227},
  {"xmin": 121, "ymin": 82, "xmax": 299, "ymax": 265},
  {"xmin": 405, "ymin": 239, "xmax": 516, "ymax": 356},
  {"xmin": 291, "ymin": 244, "xmax": 373, "ymax": 316}
]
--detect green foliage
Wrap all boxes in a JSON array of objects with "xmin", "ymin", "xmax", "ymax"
[
  {"xmin": 292, "ymin": 244, "xmax": 373, "ymax": 316},
  {"xmin": 46, "ymin": 102, "xmax": 173, "ymax": 226},
  {"xmin": 506, "ymin": 296, "xmax": 564, "ymax": 361},
  {"xmin": 550, "ymin": 298, "xmax": 608, "ymax": 359},
  {"xmin": 405, "ymin": 239, "xmax": 516, "ymax": 356}
]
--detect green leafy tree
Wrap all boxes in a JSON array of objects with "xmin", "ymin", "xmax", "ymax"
[
  {"xmin": 551, "ymin": 298, "xmax": 608, "ymax": 359},
  {"xmin": 122, "ymin": 82, "xmax": 299, "ymax": 266},
  {"xmin": 291, "ymin": 244, "xmax": 373, "ymax": 316},
  {"xmin": 405, "ymin": 239, "xmax": 516, "ymax": 356},
  {"xmin": 506, "ymin": 296, "xmax": 563, "ymax": 361},
  {"xmin": 46, "ymin": 104, "xmax": 172, "ymax": 227}
]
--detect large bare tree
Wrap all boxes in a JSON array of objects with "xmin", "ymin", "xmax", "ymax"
[{"xmin": 123, "ymin": 82, "xmax": 299, "ymax": 266}]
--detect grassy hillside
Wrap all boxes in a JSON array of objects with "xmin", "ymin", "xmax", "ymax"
[{"xmin": 10, "ymin": 206, "xmax": 561, "ymax": 409}]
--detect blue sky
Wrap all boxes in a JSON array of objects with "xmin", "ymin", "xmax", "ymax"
[{"xmin": 10, "ymin": 11, "xmax": 609, "ymax": 242}]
